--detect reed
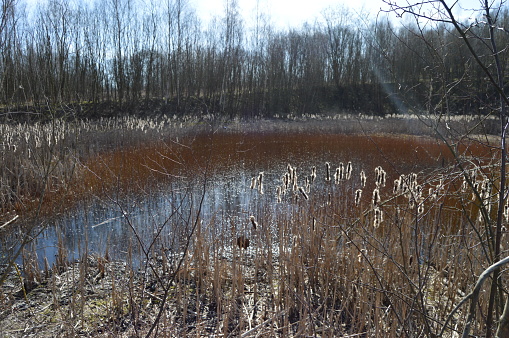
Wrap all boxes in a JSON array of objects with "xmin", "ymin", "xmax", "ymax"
[{"xmin": 0, "ymin": 117, "xmax": 500, "ymax": 336}]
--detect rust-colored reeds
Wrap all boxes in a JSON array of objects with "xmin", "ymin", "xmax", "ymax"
[{"xmin": 1, "ymin": 117, "xmax": 501, "ymax": 337}]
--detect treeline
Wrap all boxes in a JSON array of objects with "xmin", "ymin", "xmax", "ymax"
[{"xmin": 1, "ymin": 0, "xmax": 508, "ymax": 119}]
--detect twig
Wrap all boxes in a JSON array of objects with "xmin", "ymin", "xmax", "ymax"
[
  {"xmin": 440, "ymin": 255, "xmax": 509, "ymax": 337},
  {"xmin": 0, "ymin": 214, "xmax": 18, "ymax": 231},
  {"xmin": 240, "ymin": 310, "xmax": 285, "ymax": 337}
]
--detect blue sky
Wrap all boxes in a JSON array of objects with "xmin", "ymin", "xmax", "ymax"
[
  {"xmin": 23, "ymin": 0, "xmax": 487, "ymax": 30},
  {"xmin": 192, "ymin": 0, "xmax": 389, "ymax": 28},
  {"xmin": 191, "ymin": 0, "xmax": 485, "ymax": 29}
]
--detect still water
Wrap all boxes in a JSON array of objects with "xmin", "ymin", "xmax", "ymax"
[{"xmin": 22, "ymin": 132, "xmax": 452, "ymax": 268}]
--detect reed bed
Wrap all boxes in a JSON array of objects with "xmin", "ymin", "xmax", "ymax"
[{"xmin": 0, "ymin": 114, "xmax": 502, "ymax": 336}]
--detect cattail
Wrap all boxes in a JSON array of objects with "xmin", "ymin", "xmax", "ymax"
[
  {"xmin": 472, "ymin": 182, "xmax": 480, "ymax": 201},
  {"xmin": 480, "ymin": 179, "xmax": 491, "ymax": 201},
  {"xmin": 258, "ymin": 171, "xmax": 264, "ymax": 185},
  {"xmin": 461, "ymin": 178, "xmax": 468, "ymax": 192},
  {"xmin": 250, "ymin": 215, "xmax": 258, "ymax": 229},
  {"xmin": 298, "ymin": 186, "xmax": 308, "ymax": 200},
  {"xmin": 258, "ymin": 172, "xmax": 264, "ymax": 194},
  {"xmin": 372, "ymin": 188, "xmax": 381, "ymax": 207},
  {"xmin": 334, "ymin": 167, "xmax": 341, "ymax": 184},
  {"xmin": 346, "ymin": 161, "xmax": 352, "ymax": 180},
  {"xmin": 325, "ymin": 162, "xmax": 331, "ymax": 182},
  {"xmin": 360, "ymin": 170, "xmax": 366, "ymax": 188},
  {"xmin": 305, "ymin": 176, "xmax": 311, "ymax": 193},
  {"xmin": 429, "ymin": 187, "xmax": 437, "ymax": 201},
  {"xmin": 237, "ymin": 236, "xmax": 250, "ymax": 249},
  {"xmin": 373, "ymin": 207, "xmax": 383, "ymax": 228},
  {"xmin": 407, "ymin": 173, "xmax": 417, "ymax": 191},
  {"xmin": 355, "ymin": 189, "xmax": 362, "ymax": 206},
  {"xmin": 292, "ymin": 168, "xmax": 298, "ymax": 192},
  {"xmin": 375, "ymin": 166, "xmax": 386, "ymax": 187},
  {"xmin": 250, "ymin": 177, "xmax": 257, "ymax": 189},
  {"xmin": 276, "ymin": 186, "xmax": 282, "ymax": 203},
  {"xmin": 393, "ymin": 179, "xmax": 400, "ymax": 194},
  {"xmin": 310, "ymin": 166, "xmax": 317, "ymax": 183},
  {"xmin": 339, "ymin": 162, "xmax": 344, "ymax": 181},
  {"xmin": 417, "ymin": 202, "xmax": 425, "ymax": 215},
  {"xmin": 288, "ymin": 164, "xmax": 295, "ymax": 185},
  {"xmin": 398, "ymin": 174, "xmax": 406, "ymax": 193},
  {"xmin": 380, "ymin": 168, "xmax": 386, "ymax": 187},
  {"xmin": 415, "ymin": 185, "xmax": 423, "ymax": 199}
]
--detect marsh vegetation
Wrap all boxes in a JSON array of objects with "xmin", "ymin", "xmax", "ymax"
[
  {"xmin": 0, "ymin": 114, "xmax": 503, "ymax": 336},
  {"xmin": 3, "ymin": 0, "xmax": 509, "ymax": 336}
]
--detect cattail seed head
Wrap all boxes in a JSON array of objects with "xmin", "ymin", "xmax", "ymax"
[
  {"xmin": 258, "ymin": 171, "xmax": 264, "ymax": 184},
  {"xmin": 257, "ymin": 172, "xmax": 264, "ymax": 194},
  {"xmin": 311, "ymin": 166, "xmax": 317, "ymax": 183},
  {"xmin": 284, "ymin": 173, "xmax": 290, "ymax": 190},
  {"xmin": 373, "ymin": 207, "xmax": 383, "ymax": 228},
  {"xmin": 250, "ymin": 216, "xmax": 258, "ymax": 229},
  {"xmin": 372, "ymin": 188, "xmax": 381, "ymax": 207},
  {"xmin": 375, "ymin": 166, "xmax": 386, "ymax": 187},
  {"xmin": 417, "ymin": 203, "xmax": 424, "ymax": 215},
  {"xmin": 393, "ymin": 179, "xmax": 400, "ymax": 194},
  {"xmin": 355, "ymin": 189, "xmax": 362, "ymax": 206},
  {"xmin": 360, "ymin": 170, "xmax": 366, "ymax": 188},
  {"xmin": 346, "ymin": 161, "xmax": 352, "ymax": 180}
]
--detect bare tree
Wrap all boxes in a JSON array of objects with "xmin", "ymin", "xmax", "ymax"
[{"xmin": 384, "ymin": 0, "xmax": 509, "ymax": 336}]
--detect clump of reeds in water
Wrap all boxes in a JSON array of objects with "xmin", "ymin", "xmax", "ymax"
[
  {"xmin": 334, "ymin": 163, "xmax": 344, "ymax": 184},
  {"xmin": 250, "ymin": 172, "xmax": 265, "ymax": 194},
  {"xmin": 393, "ymin": 172, "xmax": 425, "ymax": 213}
]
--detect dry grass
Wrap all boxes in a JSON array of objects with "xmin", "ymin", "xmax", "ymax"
[{"xmin": 0, "ymin": 115, "xmax": 503, "ymax": 336}]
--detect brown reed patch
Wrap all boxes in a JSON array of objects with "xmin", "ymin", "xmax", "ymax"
[{"xmin": 2, "ymin": 121, "xmax": 502, "ymax": 336}]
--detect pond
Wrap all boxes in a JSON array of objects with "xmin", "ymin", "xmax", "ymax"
[{"xmin": 17, "ymin": 130, "xmax": 465, "ymax": 269}]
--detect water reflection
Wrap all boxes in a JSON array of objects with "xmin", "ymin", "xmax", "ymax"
[
  {"xmin": 20, "ymin": 134, "xmax": 449, "ymax": 270},
  {"xmin": 29, "ymin": 167, "xmax": 274, "ymax": 268}
]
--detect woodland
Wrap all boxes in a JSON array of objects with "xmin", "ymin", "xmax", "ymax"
[{"xmin": 0, "ymin": 0, "xmax": 504, "ymax": 120}]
